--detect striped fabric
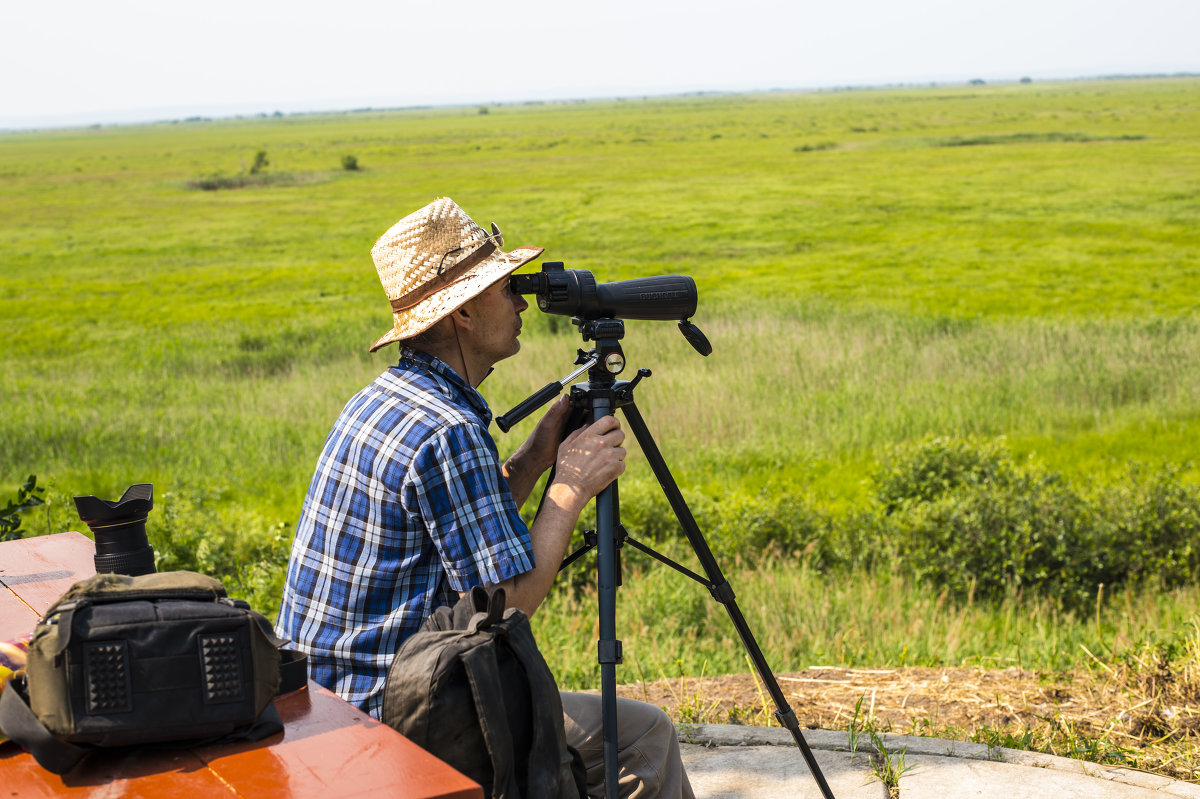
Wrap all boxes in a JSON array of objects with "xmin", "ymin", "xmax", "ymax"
[{"xmin": 276, "ymin": 348, "xmax": 533, "ymax": 718}]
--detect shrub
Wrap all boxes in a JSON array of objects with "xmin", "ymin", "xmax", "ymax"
[
  {"xmin": 874, "ymin": 436, "xmax": 1013, "ymax": 512},
  {"xmin": 186, "ymin": 171, "xmax": 296, "ymax": 191},
  {"xmin": 870, "ymin": 437, "xmax": 1200, "ymax": 610},
  {"xmin": 1, "ymin": 475, "xmax": 45, "ymax": 542},
  {"xmin": 1100, "ymin": 464, "xmax": 1200, "ymax": 590},
  {"xmin": 884, "ymin": 464, "xmax": 1094, "ymax": 607},
  {"xmin": 148, "ymin": 488, "xmax": 291, "ymax": 615},
  {"xmin": 341, "ymin": 154, "xmax": 360, "ymax": 171},
  {"xmin": 249, "ymin": 150, "xmax": 269, "ymax": 174},
  {"xmin": 189, "ymin": 172, "xmax": 252, "ymax": 190}
]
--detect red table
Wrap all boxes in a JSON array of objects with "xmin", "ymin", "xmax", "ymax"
[{"xmin": 0, "ymin": 532, "xmax": 482, "ymax": 798}]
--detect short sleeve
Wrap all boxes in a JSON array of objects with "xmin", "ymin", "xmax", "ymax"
[{"xmin": 407, "ymin": 422, "xmax": 534, "ymax": 591}]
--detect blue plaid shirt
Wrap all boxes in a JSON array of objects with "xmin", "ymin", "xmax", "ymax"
[{"xmin": 276, "ymin": 348, "xmax": 534, "ymax": 718}]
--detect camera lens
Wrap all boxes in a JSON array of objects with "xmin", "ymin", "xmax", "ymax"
[{"xmin": 74, "ymin": 483, "xmax": 157, "ymax": 576}]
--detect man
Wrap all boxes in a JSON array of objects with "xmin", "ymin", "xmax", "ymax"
[{"xmin": 277, "ymin": 197, "xmax": 693, "ymax": 799}]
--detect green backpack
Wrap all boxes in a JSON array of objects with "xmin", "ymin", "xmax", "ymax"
[{"xmin": 381, "ymin": 585, "xmax": 586, "ymax": 799}]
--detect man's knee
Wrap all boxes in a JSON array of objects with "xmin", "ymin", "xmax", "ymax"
[
  {"xmin": 561, "ymin": 692, "xmax": 675, "ymax": 748},
  {"xmin": 616, "ymin": 696, "xmax": 676, "ymax": 746}
]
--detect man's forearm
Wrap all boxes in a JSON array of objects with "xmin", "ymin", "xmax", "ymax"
[
  {"xmin": 502, "ymin": 456, "xmax": 539, "ymax": 509},
  {"xmin": 498, "ymin": 482, "xmax": 587, "ymax": 617}
]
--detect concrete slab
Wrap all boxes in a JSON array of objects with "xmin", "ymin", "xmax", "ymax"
[
  {"xmin": 679, "ymin": 743, "xmax": 884, "ymax": 799},
  {"xmin": 901, "ymin": 754, "xmax": 1169, "ymax": 798},
  {"xmin": 675, "ymin": 725, "xmax": 1200, "ymax": 799}
]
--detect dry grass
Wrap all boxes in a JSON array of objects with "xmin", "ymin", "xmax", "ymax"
[{"xmin": 615, "ymin": 627, "xmax": 1200, "ymax": 783}]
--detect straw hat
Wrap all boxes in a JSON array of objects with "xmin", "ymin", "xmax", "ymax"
[{"xmin": 368, "ymin": 198, "xmax": 544, "ymax": 352}]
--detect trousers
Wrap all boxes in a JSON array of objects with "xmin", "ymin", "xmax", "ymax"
[{"xmin": 560, "ymin": 692, "xmax": 695, "ymax": 799}]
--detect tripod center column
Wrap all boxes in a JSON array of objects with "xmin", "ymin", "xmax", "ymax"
[{"xmin": 586, "ymin": 385, "xmax": 624, "ymax": 799}]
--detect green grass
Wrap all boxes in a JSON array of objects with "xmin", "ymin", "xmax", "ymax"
[
  {"xmin": 3, "ymin": 78, "xmax": 1200, "ymax": 679},
  {"xmin": 533, "ymin": 555, "xmax": 1200, "ymax": 689}
]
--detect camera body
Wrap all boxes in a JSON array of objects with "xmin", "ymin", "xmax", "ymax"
[{"xmin": 509, "ymin": 262, "xmax": 697, "ymax": 321}]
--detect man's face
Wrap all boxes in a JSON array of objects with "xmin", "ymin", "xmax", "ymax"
[{"xmin": 465, "ymin": 275, "xmax": 529, "ymax": 365}]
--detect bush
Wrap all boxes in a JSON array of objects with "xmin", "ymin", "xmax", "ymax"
[
  {"xmin": 1100, "ymin": 464, "xmax": 1200, "ymax": 590},
  {"xmin": 1, "ymin": 475, "xmax": 45, "ymax": 542},
  {"xmin": 551, "ymin": 437, "xmax": 1200, "ymax": 612},
  {"xmin": 870, "ymin": 437, "xmax": 1200, "ymax": 610},
  {"xmin": 186, "ymin": 171, "xmax": 296, "ymax": 191},
  {"xmin": 884, "ymin": 463, "xmax": 1094, "ymax": 606},
  {"xmin": 148, "ymin": 488, "xmax": 291, "ymax": 616},
  {"xmin": 341, "ymin": 154, "xmax": 360, "ymax": 171},
  {"xmin": 874, "ymin": 436, "xmax": 1013, "ymax": 512},
  {"xmin": 794, "ymin": 141, "xmax": 837, "ymax": 153},
  {"xmin": 611, "ymin": 479, "xmax": 828, "ymax": 566},
  {"xmin": 249, "ymin": 150, "xmax": 269, "ymax": 174}
]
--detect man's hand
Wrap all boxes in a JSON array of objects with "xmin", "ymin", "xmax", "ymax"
[
  {"xmin": 546, "ymin": 414, "xmax": 627, "ymax": 516},
  {"xmin": 503, "ymin": 395, "xmax": 573, "ymax": 507}
]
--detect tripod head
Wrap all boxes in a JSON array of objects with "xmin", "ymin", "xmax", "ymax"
[{"xmin": 496, "ymin": 313, "xmax": 707, "ymax": 432}]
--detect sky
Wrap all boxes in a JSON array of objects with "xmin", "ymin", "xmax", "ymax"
[{"xmin": 3, "ymin": 0, "xmax": 1198, "ymax": 129}]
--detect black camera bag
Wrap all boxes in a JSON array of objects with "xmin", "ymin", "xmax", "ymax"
[{"xmin": 0, "ymin": 570, "xmax": 306, "ymax": 774}]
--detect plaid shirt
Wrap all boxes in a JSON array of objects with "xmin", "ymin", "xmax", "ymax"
[{"xmin": 276, "ymin": 348, "xmax": 533, "ymax": 718}]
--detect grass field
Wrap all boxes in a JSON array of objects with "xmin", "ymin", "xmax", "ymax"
[{"xmin": 4, "ymin": 78, "xmax": 1200, "ymax": 688}]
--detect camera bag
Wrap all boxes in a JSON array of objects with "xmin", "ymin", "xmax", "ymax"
[
  {"xmin": 0, "ymin": 570, "xmax": 306, "ymax": 774},
  {"xmin": 382, "ymin": 585, "xmax": 585, "ymax": 799}
]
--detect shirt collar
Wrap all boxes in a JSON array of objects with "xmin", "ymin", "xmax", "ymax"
[{"xmin": 397, "ymin": 347, "xmax": 493, "ymax": 425}]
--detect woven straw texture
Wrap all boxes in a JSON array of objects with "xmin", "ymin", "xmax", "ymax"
[{"xmin": 369, "ymin": 198, "xmax": 542, "ymax": 351}]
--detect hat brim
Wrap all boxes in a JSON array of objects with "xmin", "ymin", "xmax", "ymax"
[{"xmin": 369, "ymin": 245, "xmax": 543, "ymax": 352}]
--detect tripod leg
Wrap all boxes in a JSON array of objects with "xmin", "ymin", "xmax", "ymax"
[
  {"xmin": 592, "ymin": 394, "xmax": 622, "ymax": 799},
  {"xmin": 620, "ymin": 401, "xmax": 837, "ymax": 799}
]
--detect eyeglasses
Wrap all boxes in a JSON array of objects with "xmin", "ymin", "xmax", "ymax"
[{"xmin": 436, "ymin": 223, "xmax": 504, "ymax": 275}]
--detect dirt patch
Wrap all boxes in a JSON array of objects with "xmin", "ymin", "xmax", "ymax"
[{"xmin": 605, "ymin": 665, "xmax": 1200, "ymax": 783}]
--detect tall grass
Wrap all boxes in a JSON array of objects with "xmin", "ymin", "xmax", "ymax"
[
  {"xmin": 10, "ymin": 308, "xmax": 1199, "ymax": 536},
  {"xmin": 533, "ymin": 556, "xmax": 1200, "ymax": 690},
  {"xmin": 493, "ymin": 308, "xmax": 1200, "ymax": 500}
]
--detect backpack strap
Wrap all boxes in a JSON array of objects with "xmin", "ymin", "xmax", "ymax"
[
  {"xmin": 0, "ymin": 678, "xmax": 90, "ymax": 775},
  {"xmin": 460, "ymin": 642, "xmax": 521, "ymax": 798},
  {"xmin": 467, "ymin": 586, "xmax": 578, "ymax": 799},
  {"xmin": 503, "ymin": 614, "xmax": 580, "ymax": 798}
]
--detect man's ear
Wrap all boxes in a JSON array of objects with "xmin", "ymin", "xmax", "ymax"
[{"xmin": 450, "ymin": 301, "xmax": 476, "ymax": 334}]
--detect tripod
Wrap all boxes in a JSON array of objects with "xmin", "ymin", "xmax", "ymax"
[{"xmin": 498, "ymin": 317, "xmax": 835, "ymax": 799}]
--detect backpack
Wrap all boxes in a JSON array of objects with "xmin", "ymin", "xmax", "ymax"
[
  {"xmin": 381, "ymin": 585, "xmax": 585, "ymax": 799},
  {"xmin": 0, "ymin": 570, "xmax": 306, "ymax": 775}
]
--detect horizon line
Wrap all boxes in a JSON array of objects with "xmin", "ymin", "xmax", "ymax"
[{"xmin": 3, "ymin": 71, "xmax": 1198, "ymax": 134}]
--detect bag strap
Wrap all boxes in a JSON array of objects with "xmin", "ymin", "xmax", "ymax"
[
  {"xmin": 462, "ymin": 586, "xmax": 575, "ymax": 798},
  {"xmin": 460, "ymin": 638, "xmax": 521, "ymax": 798},
  {"xmin": 277, "ymin": 648, "xmax": 308, "ymax": 695},
  {"xmin": 465, "ymin": 586, "xmax": 507, "ymax": 634},
  {"xmin": 504, "ymin": 615, "xmax": 579, "ymax": 798},
  {"xmin": 0, "ymin": 678, "xmax": 90, "ymax": 775}
]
